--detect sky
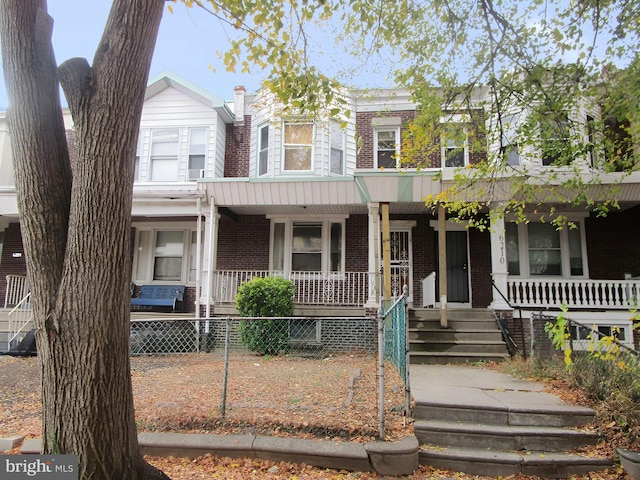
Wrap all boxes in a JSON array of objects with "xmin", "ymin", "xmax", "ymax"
[{"xmin": 0, "ymin": 1, "xmax": 395, "ymax": 110}]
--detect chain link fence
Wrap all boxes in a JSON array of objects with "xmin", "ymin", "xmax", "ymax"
[{"xmin": 129, "ymin": 315, "xmax": 408, "ymax": 440}]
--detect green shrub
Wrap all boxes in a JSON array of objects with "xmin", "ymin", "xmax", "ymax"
[{"xmin": 235, "ymin": 276, "xmax": 295, "ymax": 355}]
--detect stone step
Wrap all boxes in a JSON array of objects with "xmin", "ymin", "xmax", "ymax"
[
  {"xmin": 419, "ymin": 446, "xmax": 613, "ymax": 478},
  {"xmin": 414, "ymin": 400, "xmax": 595, "ymax": 428},
  {"xmin": 409, "ymin": 339, "xmax": 509, "ymax": 354},
  {"xmin": 409, "ymin": 328, "xmax": 504, "ymax": 342},
  {"xmin": 409, "ymin": 319, "xmax": 498, "ymax": 330},
  {"xmin": 410, "ymin": 308, "xmax": 495, "ymax": 321},
  {"xmin": 409, "ymin": 351, "xmax": 510, "ymax": 365},
  {"xmin": 415, "ymin": 419, "xmax": 599, "ymax": 451}
]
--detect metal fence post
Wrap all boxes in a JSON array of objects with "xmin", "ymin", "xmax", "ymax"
[
  {"xmin": 221, "ymin": 317, "xmax": 231, "ymax": 418},
  {"xmin": 377, "ymin": 306, "xmax": 385, "ymax": 440}
]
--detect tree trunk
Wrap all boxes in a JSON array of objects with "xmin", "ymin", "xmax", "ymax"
[{"xmin": 0, "ymin": 1, "xmax": 169, "ymax": 478}]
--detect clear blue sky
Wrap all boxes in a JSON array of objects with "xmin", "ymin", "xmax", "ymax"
[
  {"xmin": 0, "ymin": 1, "xmax": 270, "ymax": 109},
  {"xmin": 0, "ymin": 1, "xmax": 395, "ymax": 110}
]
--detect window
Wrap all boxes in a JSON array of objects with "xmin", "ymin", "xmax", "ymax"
[
  {"xmin": 506, "ymin": 221, "xmax": 586, "ymax": 278},
  {"xmin": 153, "ymin": 231, "xmax": 184, "ymax": 281},
  {"xmin": 375, "ymin": 129, "xmax": 399, "ymax": 168},
  {"xmin": 270, "ymin": 219, "xmax": 345, "ymax": 273},
  {"xmin": 441, "ymin": 122, "xmax": 467, "ymax": 168},
  {"xmin": 541, "ymin": 111, "xmax": 570, "ymax": 166},
  {"xmin": 290, "ymin": 319, "xmax": 320, "ymax": 343},
  {"xmin": 258, "ymin": 124, "xmax": 269, "ymax": 176},
  {"xmin": 150, "ymin": 129, "xmax": 179, "ymax": 181},
  {"xmin": 528, "ymin": 223, "xmax": 561, "ymax": 275},
  {"xmin": 283, "ymin": 122, "xmax": 313, "ymax": 171},
  {"xmin": 500, "ymin": 114, "xmax": 520, "ymax": 166},
  {"xmin": 330, "ymin": 122, "xmax": 344, "ymax": 175},
  {"xmin": 134, "ymin": 132, "xmax": 142, "ymax": 181},
  {"xmin": 133, "ymin": 227, "xmax": 201, "ymax": 284},
  {"xmin": 586, "ymin": 115, "xmax": 597, "ymax": 167},
  {"xmin": 187, "ymin": 128, "xmax": 206, "ymax": 180}
]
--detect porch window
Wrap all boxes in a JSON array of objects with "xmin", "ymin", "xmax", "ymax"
[
  {"xmin": 375, "ymin": 128, "xmax": 399, "ymax": 168},
  {"xmin": 187, "ymin": 128, "xmax": 207, "ymax": 181},
  {"xmin": 133, "ymin": 227, "xmax": 201, "ymax": 284},
  {"xmin": 153, "ymin": 231, "xmax": 184, "ymax": 281},
  {"xmin": 258, "ymin": 124, "xmax": 269, "ymax": 176},
  {"xmin": 441, "ymin": 122, "xmax": 468, "ymax": 168},
  {"xmin": 270, "ymin": 219, "xmax": 345, "ymax": 273},
  {"xmin": 150, "ymin": 129, "xmax": 180, "ymax": 181},
  {"xmin": 283, "ymin": 122, "xmax": 313, "ymax": 171},
  {"xmin": 506, "ymin": 221, "xmax": 587, "ymax": 278}
]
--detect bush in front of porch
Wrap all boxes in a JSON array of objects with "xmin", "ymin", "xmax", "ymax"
[{"xmin": 236, "ymin": 276, "xmax": 296, "ymax": 355}]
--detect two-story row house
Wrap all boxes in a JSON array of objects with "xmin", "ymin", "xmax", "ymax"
[{"xmin": 2, "ymin": 71, "xmax": 639, "ymax": 354}]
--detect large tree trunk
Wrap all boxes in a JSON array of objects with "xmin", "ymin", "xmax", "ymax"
[{"xmin": 0, "ymin": 1, "xmax": 168, "ymax": 478}]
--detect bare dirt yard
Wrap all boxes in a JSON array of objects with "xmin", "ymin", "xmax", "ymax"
[{"xmin": 0, "ymin": 354, "xmax": 631, "ymax": 479}]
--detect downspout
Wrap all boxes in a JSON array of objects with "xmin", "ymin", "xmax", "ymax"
[{"xmin": 205, "ymin": 196, "xmax": 215, "ymax": 318}]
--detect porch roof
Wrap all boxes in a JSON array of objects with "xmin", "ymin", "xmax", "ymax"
[{"xmin": 200, "ymin": 171, "xmax": 442, "ymax": 216}]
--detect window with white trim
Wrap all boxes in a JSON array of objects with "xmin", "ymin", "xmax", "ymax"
[
  {"xmin": 541, "ymin": 111, "xmax": 570, "ymax": 166},
  {"xmin": 270, "ymin": 219, "xmax": 344, "ymax": 273},
  {"xmin": 134, "ymin": 132, "xmax": 142, "ymax": 181},
  {"xmin": 500, "ymin": 114, "xmax": 520, "ymax": 166},
  {"xmin": 441, "ymin": 122, "xmax": 468, "ymax": 168},
  {"xmin": 375, "ymin": 128, "xmax": 400, "ymax": 168},
  {"xmin": 150, "ymin": 129, "xmax": 180, "ymax": 181},
  {"xmin": 257, "ymin": 124, "xmax": 269, "ymax": 176},
  {"xmin": 330, "ymin": 121, "xmax": 344, "ymax": 175},
  {"xmin": 504, "ymin": 221, "xmax": 586, "ymax": 277},
  {"xmin": 133, "ymin": 228, "xmax": 202, "ymax": 284},
  {"xmin": 283, "ymin": 121, "xmax": 313, "ymax": 171},
  {"xmin": 187, "ymin": 128, "xmax": 206, "ymax": 181}
]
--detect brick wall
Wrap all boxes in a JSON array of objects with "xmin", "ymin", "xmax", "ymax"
[
  {"xmin": 0, "ymin": 223, "xmax": 27, "ymax": 304},
  {"xmin": 224, "ymin": 115, "xmax": 251, "ymax": 178},
  {"xmin": 216, "ymin": 214, "xmax": 270, "ymax": 270},
  {"xmin": 355, "ymin": 111, "xmax": 417, "ymax": 168},
  {"xmin": 345, "ymin": 215, "xmax": 368, "ymax": 272},
  {"xmin": 585, "ymin": 205, "xmax": 640, "ymax": 279}
]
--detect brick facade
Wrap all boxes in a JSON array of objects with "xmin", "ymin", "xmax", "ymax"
[{"xmin": 224, "ymin": 115, "xmax": 251, "ymax": 178}]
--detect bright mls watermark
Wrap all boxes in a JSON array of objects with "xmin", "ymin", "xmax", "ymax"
[{"xmin": 1, "ymin": 455, "xmax": 78, "ymax": 479}]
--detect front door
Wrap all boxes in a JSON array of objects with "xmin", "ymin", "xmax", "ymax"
[
  {"xmin": 436, "ymin": 230, "xmax": 470, "ymax": 304},
  {"xmin": 389, "ymin": 229, "xmax": 413, "ymax": 300}
]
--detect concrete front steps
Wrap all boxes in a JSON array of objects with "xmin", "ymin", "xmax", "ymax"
[
  {"xmin": 409, "ymin": 308, "xmax": 510, "ymax": 364},
  {"xmin": 415, "ymin": 399, "xmax": 612, "ymax": 477}
]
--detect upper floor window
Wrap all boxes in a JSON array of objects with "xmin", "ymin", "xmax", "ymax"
[
  {"xmin": 187, "ymin": 128, "xmax": 207, "ymax": 181},
  {"xmin": 258, "ymin": 124, "xmax": 269, "ymax": 176},
  {"xmin": 500, "ymin": 114, "xmax": 520, "ymax": 166},
  {"xmin": 540, "ymin": 111, "xmax": 570, "ymax": 166},
  {"xmin": 586, "ymin": 115, "xmax": 597, "ymax": 168},
  {"xmin": 441, "ymin": 122, "xmax": 468, "ymax": 168},
  {"xmin": 330, "ymin": 122, "xmax": 344, "ymax": 175},
  {"xmin": 134, "ymin": 132, "xmax": 142, "ymax": 181},
  {"xmin": 283, "ymin": 121, "xmax": 314, "ymax": 171},
  {"xmin": 150, "ymin": 129, "xmax": 179, "ymax": 181},
  {"xmin": 375, "ymin": 128, "xmax": 400, "ymax": 168}
]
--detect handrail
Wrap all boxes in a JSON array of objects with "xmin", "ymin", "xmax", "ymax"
[
  {"xmin": 491, "ymin": 280, "xmax": 527, "ymax": 360},
  {"xmin": 7, "ymin": 291, "xmax": 33, "ymax": 351}
]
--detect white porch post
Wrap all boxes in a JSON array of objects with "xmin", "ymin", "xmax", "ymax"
[
  {"xmin": 366, "ymin": 202, "xmax": 380, "ymax": 307},
  {"xmin": 204, "ymin": 198, "xmax": 220, "ymax": 318},
  {"xmin": 489, "ymin": 210, "xmax": 512, "ymax": 311}
]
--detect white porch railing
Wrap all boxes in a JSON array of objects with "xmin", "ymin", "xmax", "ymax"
[
  {"xmin": 4, "ymin": 274, "xmax": 30, "ymax": 308},
  {"xmin": 507, "ymin": 278, "xmax": 640, "ymax": 309},
  {"xmin": 8, "ymin": 292, "xmax": 33, "ymax": 349},
  {"xmin": 212, "ymin": 270, "xmax": 373, "ymax": 306}
]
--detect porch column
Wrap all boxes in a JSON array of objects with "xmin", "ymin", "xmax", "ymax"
[
  {"xmin": 204, "ymin": 198, "xmax": 220, "ymax": 318},
  {"xmin": 489, "ymin": 211, "xmax": 512, "ymax": 311},
  {"xmin": 366, "ymin": 202, "xmax": 380, "ymax": 307}
]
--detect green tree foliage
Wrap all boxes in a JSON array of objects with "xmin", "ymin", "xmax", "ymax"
[{"xmin": 235, "ymin": 276, "xmax": 295, "ymax": 355}]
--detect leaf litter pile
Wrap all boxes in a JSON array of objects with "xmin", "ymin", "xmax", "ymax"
[{"xmin": 0, "ymin": 354, "xmax": 634, "ymax": 479}]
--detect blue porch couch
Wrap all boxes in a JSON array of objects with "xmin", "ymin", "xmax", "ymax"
[{"xmin": 130, "ymin": 284, "xmax": 186, "ymax": 312}]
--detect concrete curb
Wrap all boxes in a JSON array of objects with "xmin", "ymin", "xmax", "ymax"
[
  {"xmin": 12, "ymin": 433, "xmax": 419, "ymax": 476},
  {"xmin": 0, "ymin": 435, "xmax": 25, "ymax": 452}
]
